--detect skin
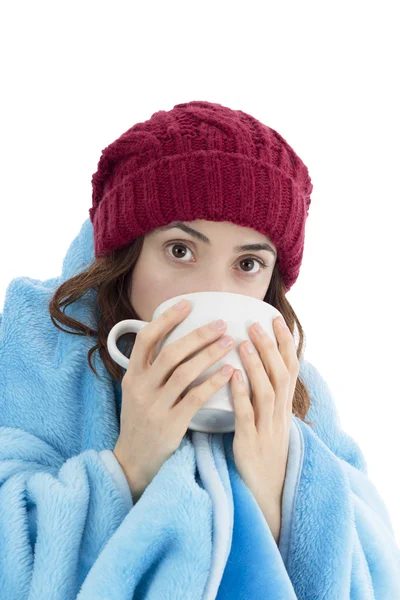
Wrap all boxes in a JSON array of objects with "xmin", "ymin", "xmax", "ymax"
[
  {"xmin": 127, "ymin": 219, "xmax": 284, "ymax": 543},
  {"xmin": 129, "ymin": 219, "xmax": 278, "ymax": 320}
]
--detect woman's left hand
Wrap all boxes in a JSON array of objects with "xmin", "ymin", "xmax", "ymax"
[{"xmin": 229, "ymin": 315, "xmax": 299, "ymax": 515}]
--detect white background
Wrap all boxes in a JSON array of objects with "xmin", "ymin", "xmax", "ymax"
[{"xmin": 1, "ymin": 1, "xmax": 399, "ymax": 544}]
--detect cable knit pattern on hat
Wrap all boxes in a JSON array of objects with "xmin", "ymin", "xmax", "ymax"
[{"xmin": 89, "ymin": 100, "xmax": 313, "ymax": 291}]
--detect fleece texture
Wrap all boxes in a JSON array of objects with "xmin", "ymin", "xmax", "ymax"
[{"xmin": 1, "ymin": 217, "xmax": 399, "ymax": 599}]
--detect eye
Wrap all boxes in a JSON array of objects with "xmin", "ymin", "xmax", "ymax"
[{"xmin": 164, "ymin": 241, "xmax": 269, "ymax": 278}]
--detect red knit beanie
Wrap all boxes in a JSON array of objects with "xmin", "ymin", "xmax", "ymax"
[{"xmin": 89, "ymin": 100, "xmax": 313, "ymax": 292}]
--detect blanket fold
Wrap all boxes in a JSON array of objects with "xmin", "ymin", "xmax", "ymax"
[{"xmin": 1, "ymin": 217, "xmax": 399, "ymax": 599}]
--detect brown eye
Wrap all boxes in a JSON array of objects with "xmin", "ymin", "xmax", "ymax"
[
  {"xmin": 168, "ymin": 243, "xmax": 193, "ymax": 261},
  {"xmin": 240, "ymin": 257, "xmax": 259, "ymax": 272},
  {"xmin": 165, "ymin": 241, "xmax": 268, "ymax": 277}
]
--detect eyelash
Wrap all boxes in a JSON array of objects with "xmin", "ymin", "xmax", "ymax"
[{"xmin": 164, "ymin": 241, "xmax": 269, "ymax": 278}]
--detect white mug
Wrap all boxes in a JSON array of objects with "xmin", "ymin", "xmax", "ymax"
[{"xmin": 107, "ymin": 291, "xmax": 283, "ymax": 433}]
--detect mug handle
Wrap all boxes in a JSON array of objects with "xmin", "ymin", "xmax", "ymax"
[{"xmin": 107, "ymin": 319, "xmax": 149, "ymax": 370}]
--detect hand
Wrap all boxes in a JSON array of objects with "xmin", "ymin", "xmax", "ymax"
[
  {"xmin": 229, "ymin": 316, "xmax": 299, "ymax": 520},
  {"xmin": 114, "ymin": 300, "xmax": 236, "ymax": 502}
]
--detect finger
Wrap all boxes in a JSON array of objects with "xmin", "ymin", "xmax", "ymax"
[
  {"xmin": 271, "ymin": 317, "xmax": 299, "ymax": 380},
  {"xmin": 238, "ymin": 340, "xmax": 274, "ymax": 430},
  {"xmin": 249, "ymin": 320, "xmax": 287, "ymax": 386},
  {"xmin": 230, "ymin": 369, "xmax": 256, "ymax": 436},
  {"xmin": 128, "ymin": 299, "xmax": 192, "ymax": 375},
  {"xmin": 270, "ymin": 317, "xmax": 299, "ymax": 418},
  {"xmin": 249, "ymin": 319, "xmax": 296, "ymax": 418},
  {"xmin": 173, "ymin": 362, "xmax": 234, "ymax": 425}
]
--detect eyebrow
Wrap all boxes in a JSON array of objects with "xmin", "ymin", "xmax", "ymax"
[{"xmin": 153, "ymin": 221, "xmax": 277, "ymax": 257}]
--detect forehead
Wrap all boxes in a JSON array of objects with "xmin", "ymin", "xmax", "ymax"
[{"xmin": 161, "ymin": 219, "xmax": 271, "ymax": 238}]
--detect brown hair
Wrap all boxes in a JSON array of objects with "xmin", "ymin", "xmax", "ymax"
[{"xmin": 48, "ymin": 237, "xmax": 314, "ymax": 425}]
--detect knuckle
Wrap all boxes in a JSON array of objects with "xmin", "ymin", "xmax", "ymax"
[
  {"xmin": 239, "ymin": 408, "xmax": 254, "ymax": 426},
  {"xmin": 253, "ymin": 359, "xmax": 264, "ymax": 372},
  {"xmin": 156, "ymin": 346, "xmax": 172, "ymax": 368},
  {"xmin": 173, "ymin": 363, "xmax": 190, "ymax": 386},
  {"xmin": 195, "ymin": 325, "xmax": 212, "ymax": 342},
  {"xmin": 265, "ymin": 388, "xmax": 276, "ymax": 402},
  {"xmin": 208, "ymin": 340, "xmax": 223, "ymax": 360},
  {"xmin": 209, "ymin": 373, "xmax": 223, "ymax": 393},
  {"xmin": 278, "ymin": 370, "xmax": 291, "ymax": 385},
  {"xmin": 186, "ymin": 389, "xmax": 203, "ymax": 408},
  {"xmin": 264, "ymin": 335, "xmax": 275, "ymax": 349},
  {"xmin": 160, "ymin": 310, "xmax": 172, "ymax": 324},
  {"xmin": 157, "ymin": 310, "xmax": 174, "ymax": 330}
]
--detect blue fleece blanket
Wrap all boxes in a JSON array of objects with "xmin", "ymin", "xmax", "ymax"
[{"xmin": 1, "ymin": 217, "xmax": 399, "ymax": 599}]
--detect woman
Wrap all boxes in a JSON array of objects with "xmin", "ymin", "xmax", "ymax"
[{"xmin": 1, "ymin": 100, "xmax": 399, "ymax": 599}]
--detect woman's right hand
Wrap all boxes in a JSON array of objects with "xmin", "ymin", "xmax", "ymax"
[{"xmin": 113, "ymin": 299, "xmax": 236, "ymax": 502}]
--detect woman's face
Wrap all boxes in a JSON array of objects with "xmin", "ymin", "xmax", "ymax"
[{"xmin": 129, "ymin": 219, "xmax": 278, "ymax": 321}]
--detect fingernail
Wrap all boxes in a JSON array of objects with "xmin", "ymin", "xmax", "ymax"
[
  {"xmin": 245, "ymin": 341, "xmax": 255, "ymax": 353},
  {"xmin": 235, "ymin": 369, "xmax": 243, "ymax": 382},
  {"xmin": 219, "ymin": 336, "xmax": 233, "ymax": 347},
  {"xmin": 254, "ymin": 322, "xmax": 266, "ymax": 336},
  {"xmin": 221, "ymin": 364, "xmax": 233, "ymax": 376},
  {"xmin": 175, "ymin": 299, "xmax": 189, "ymax": 310},
  {"xmin": 209, "ymin": 319, "xmax": 226, "ymax": 330}
]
